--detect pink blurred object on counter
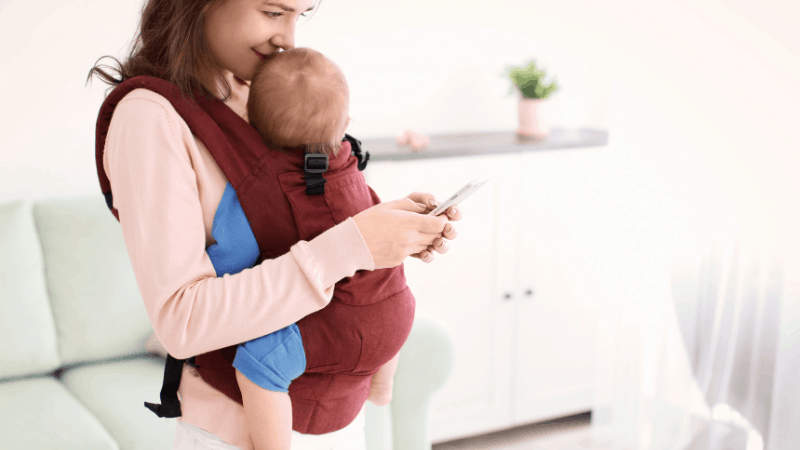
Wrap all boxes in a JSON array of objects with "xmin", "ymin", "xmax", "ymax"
[{"xmin": 396, "ymin": 129, "xmax": 430, "ymax": 152}]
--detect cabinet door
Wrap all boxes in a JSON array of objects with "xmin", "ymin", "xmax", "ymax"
[
  {"xmin": 511, "ymin": 147, "xmax": 604, "ymax": 425},
  {"xmin": 365, "ymin": 153, "xmax": 517, "ymax": 442}
]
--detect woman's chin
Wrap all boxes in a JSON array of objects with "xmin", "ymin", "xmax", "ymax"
[{"xmin": 227, "ymin": 70, "xmax": 252, "ymax": 86}]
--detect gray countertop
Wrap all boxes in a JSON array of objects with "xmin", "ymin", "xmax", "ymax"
[{"xmin": 359, "ymin": 128, "xmax": 609, "ymax": 161}]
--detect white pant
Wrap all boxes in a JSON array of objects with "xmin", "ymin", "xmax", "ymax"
[{"xmin": 172, "ymin": 406, "xmax": 366, "ymax": 450}]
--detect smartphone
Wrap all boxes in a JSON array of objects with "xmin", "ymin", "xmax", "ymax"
[{"xmin": 428, "ymin": 178, "xmax": 490, "ymax": 216}]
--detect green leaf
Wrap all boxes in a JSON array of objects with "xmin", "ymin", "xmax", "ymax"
[{"xmin": 505, "ymin": 59, "xmax": 559, "ymax": 99}]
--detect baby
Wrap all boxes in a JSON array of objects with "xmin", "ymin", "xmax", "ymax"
[{"xmin": 218, "ymin": 47, "xmax": 405, "ymax": 450}]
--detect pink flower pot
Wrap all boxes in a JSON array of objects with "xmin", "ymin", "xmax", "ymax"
[{"xmin": 517, "ymin": 98, "xmax": 548, "ymax": 141}]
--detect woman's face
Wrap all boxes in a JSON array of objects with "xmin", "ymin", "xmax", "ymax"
[{"xmin": 204, "ymin": 0, "xmax": 315, "ymax": 82}]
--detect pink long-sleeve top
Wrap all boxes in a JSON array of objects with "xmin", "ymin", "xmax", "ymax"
[{"xmin": 102, "ymin": 75, "xmax": 375, "ymax": 450}]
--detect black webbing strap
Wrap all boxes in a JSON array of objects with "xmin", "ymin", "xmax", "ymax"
[
  {"xmin": 304, "ymin": 151, "xmax": 329, "ymax": 195},
  {"xmin": 144, "ymin": 354, "xmax": 185, "ymax": 418}
]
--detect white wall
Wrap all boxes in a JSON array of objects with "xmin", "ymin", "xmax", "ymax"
[
  {"xmin": 1, "ymin": 0, "xmax": 799, "ymax": 253},
  {"xmin": 0, "ymin": 0, "xmax": 142, "ymax": 200}
]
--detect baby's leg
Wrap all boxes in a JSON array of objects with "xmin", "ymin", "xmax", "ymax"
[
  {"xmin": 236, "ymin": 369, "xmax": 292, "ymax": 450},
  {"xmin": 232, "ymin": 324, "xmax": 305, "ymax": 449},
  {"xmin": 368, "ymin": 352, "xmax": 401, "ymax": 406}
]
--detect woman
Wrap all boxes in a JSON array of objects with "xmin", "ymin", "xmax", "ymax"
[{"xmin": 90, "ymin": 0, "xmax": 462, "ymax": 449}]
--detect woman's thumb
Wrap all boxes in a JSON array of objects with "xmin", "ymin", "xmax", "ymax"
[{"xmin": 391, "ymin": 198, "xmax": 427, "ymax": 212}]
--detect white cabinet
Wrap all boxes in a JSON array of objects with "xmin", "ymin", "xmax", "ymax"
[
  {"xmin": 364, "ymin": 146, "xmax": 604, "ymax": 442},
  {"xmin": 511, "ymin": 148, "xmax": 602, "ymax": 427}
]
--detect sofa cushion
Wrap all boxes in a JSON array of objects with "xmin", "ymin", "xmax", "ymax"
[
  {"xmin": 59, "ymin": 356, "xmax": 177, "ymax": 450},
  {"xmin": 0, "ymin": 199, "xmax": 60, "ymax": 379},
  {"xmin": 33, "ymin": 195, "xmax": 153, "ymax": 365},
  {"xmin": 0, "ymin": 376, "xmax": 119, "ymax": 449}
]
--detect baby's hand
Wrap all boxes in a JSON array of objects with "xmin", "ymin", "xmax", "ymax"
[{"xmin": 367, "ymin": 378, "xmax": 393, "ymax": 407}]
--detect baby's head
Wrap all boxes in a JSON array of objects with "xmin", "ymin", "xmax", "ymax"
[{"xmin": 248, "ymin": 47, "xmax": 349, "ymax": 156}]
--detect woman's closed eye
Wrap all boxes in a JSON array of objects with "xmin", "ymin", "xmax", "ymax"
[{"xmin": 263, "ymin": 11, "xmax": 308, "ymax": 20}]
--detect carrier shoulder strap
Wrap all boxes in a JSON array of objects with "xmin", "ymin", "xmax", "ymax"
[
  {"xmin": 96, "ymin": 75, "xmax": 251, "ymax": 220},
  {"xmin": 96, "ymin": 76, "xmax": 228, "ymax": 418}
]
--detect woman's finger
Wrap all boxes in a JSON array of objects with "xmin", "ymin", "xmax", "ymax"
[
  {"xmin": 405, "ymin": 191, "xmax": 432, "ymax": 205},
  {"xmin": 445, "ymin": 206, "xmax": 462, "ymax": 221},
  {"xmin": 405, "ymin": 192, "xmax": 439, "ymax": 214},
  {"xmin": 415, "ymin": 247, "xmax": 435, "ymax": 263},
  {"xmin": 388, "ymin": 197, "xmax": 428, "ymax": 213},
  {"xmin": 432, "ymin": 238, "xmax": 449, "ymax": 255},
  {"xmin": 442, "ymin": 223, "xmax": 458, "ymax": 240},
  {"xmin": 415, "ymin": 213, "xmax": 449, "ymax": 234}
]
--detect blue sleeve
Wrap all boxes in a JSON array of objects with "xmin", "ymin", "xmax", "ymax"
[
  {"xmin": 232, "ymin": 323, "xmax": 306, "ymax": 392},
  {"xmin": 206, "ymin": 183, "xmax": 305, "ymax": 392},
  {"xmin": 206, "ymin": 182, "xmax": 260, "ymax": 277}
]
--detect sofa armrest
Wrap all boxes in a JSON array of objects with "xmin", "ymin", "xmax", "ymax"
[
  {"xmin": 390, "ymin": 317, "xmax": 455, "ymax": 450},
  {"xmin": 365, "ymin": 317, "xmax": 454, "ymax": 450}
]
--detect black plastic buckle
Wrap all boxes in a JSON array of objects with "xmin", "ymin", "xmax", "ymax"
[
  {"xmin": 304, "ymin": 153, "xmax": 329, "ymax": 173},
  {"xmin": 344, "ymin": 133, "xmax": 369, "ymax": 171}
]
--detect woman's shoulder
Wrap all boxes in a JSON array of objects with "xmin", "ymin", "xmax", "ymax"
[
  {"xmin": 114, "ymin": 88, "xmax": 185, "ymax": 125},
  {"xmin": 104, "ymin": 87, "xmax": 196, "ymax": 172},
  {"xmin": 108, "ymin": 86, "xmax": 205, "ymax": 151},
  {"xmin": 103, "ymin": 84, "xmax": 229, "ymax": 227}
]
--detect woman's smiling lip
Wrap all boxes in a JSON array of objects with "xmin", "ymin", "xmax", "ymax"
[{"xmin": 253, "ymin": 49, "xmax": 267, "ymax": 61}]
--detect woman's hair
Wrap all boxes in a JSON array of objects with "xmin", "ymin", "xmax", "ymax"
[
  {"xmin": 88, "ymin": 0, "xmax": 322, "ymax": 100},
  {"xmin": 88, "ymin": 0, "xmax": 225, "ymax": 99},
  {"xmin": 247, "ymin": 48, "xmax": 349, "ymax": 156}
]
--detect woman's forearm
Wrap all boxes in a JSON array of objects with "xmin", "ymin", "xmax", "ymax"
[{"xmin": 148, "ymin": 221, "xmax": 372, "ymax": 358}]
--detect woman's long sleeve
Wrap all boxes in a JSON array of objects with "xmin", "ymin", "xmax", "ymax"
[{"xmin": 103, "ymin": 89, "xmax": 374, "ymax": 359}]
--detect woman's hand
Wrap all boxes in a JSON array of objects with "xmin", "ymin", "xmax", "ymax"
[
  {"xmin": 353, "ymin": 198, "xmax": 450, "ymax": 269},
  {"xmin": 405, "ymin": 191, "xmax": 462, "ymax": 263}
]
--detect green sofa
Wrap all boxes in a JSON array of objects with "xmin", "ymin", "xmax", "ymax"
[{"xmin": 0, "ymin": 195, "xmax": 454, "ymax": 450}]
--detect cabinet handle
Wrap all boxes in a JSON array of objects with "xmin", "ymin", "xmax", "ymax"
[
  {"xmin": 524, "ymin": 288, "xmax": 534, "ymax": 297},
  {"xmin": 503, "ymin": 292, "xmax": 513, "ymax": 301}
]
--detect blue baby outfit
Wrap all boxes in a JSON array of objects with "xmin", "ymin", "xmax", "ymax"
[{"xmin": 207, "ymin": 182, "xmax": 306, "ymax": 393}]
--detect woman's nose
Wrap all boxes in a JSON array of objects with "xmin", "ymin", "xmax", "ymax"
[{"xmin": 271, "ymin": 24, "xmax": 296, "ymax": 51}]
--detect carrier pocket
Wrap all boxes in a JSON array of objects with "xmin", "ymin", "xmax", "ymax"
[
  {"xmin": 278, "ymin": 171, "xmax": 337, "ymax": 242},
  {"xmin": 277, "ymin": 169, "xmax": 377, "ymax": 243},
  {"xmin": 322, "ymin": 171, "xmax": 375, "ymax": 224}
]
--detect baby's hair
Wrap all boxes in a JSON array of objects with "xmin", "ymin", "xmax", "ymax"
[{"xmin": 248, "ymin": 48, "xmax": 349, "ymax": 156}]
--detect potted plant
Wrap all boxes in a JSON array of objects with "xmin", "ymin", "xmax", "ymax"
[{"xmin": 506, "ymin": 60, "xmax": 559, "ymax": 141}]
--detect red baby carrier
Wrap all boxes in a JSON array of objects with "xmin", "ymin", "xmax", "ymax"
[{"xmin": 95, "ymin": 76, "xmax": 415, "ymax": 434}]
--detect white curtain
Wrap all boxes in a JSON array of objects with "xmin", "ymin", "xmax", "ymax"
[{"xmin": 591, "ymin": 234, "xmax": 799, "ymax": 450}]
